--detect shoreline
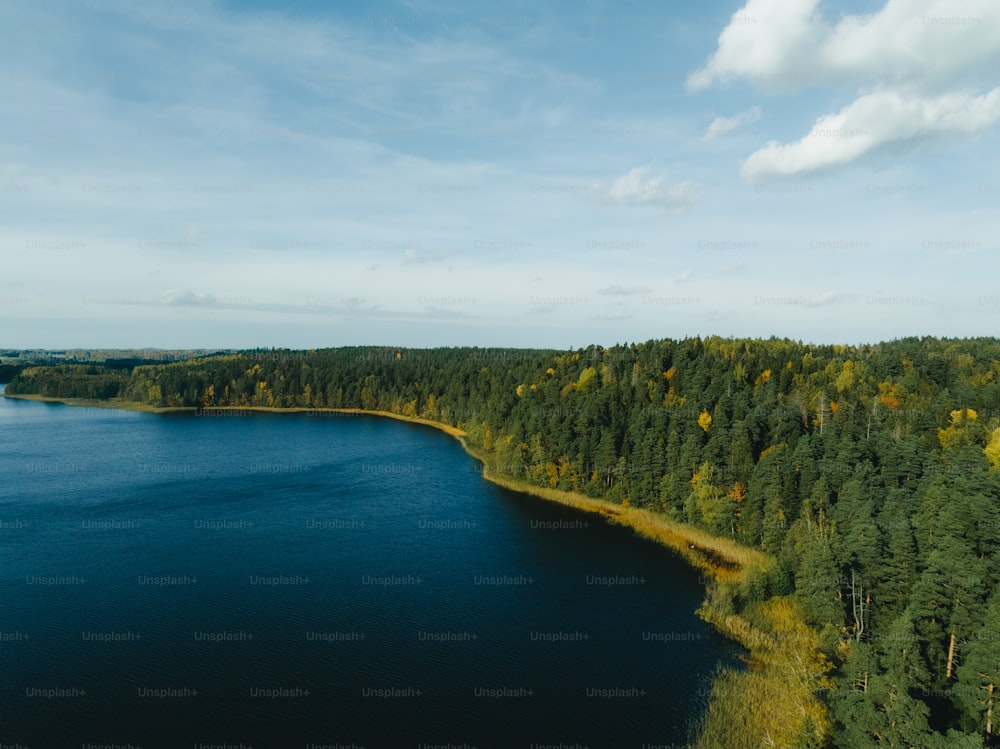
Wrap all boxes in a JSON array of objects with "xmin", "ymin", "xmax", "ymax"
[
  {"xmin": 2, "ymin": 394, "xmax": 757, "ymax": 578},
  {"xmin": 469, "ymin": 453, "xmax": 768, "ymax": 586},
  {"xmin": 0, "ymin": 396, "xmax": 463, "ymax": 437}
]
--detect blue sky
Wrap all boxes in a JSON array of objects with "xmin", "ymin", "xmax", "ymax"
[{"xmin": 1, "ymin": 0, "xmax": 999, "ymax": 350}]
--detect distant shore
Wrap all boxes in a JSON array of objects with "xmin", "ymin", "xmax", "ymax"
[{"xmin": 1, "ymin": 393, "xmax": 188, "ymax": 413}]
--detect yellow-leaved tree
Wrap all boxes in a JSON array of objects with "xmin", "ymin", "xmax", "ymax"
[
  {"xmin": 576, "ymin": 366, "xmax": 598, "ymax": 393},
  {"xmin": 938, "ymin": 408, "xmax": 979, "ymax": 450},
  {"xmin": 985, "ymin": 426, "xmax": 1000, "ymax": 470}
]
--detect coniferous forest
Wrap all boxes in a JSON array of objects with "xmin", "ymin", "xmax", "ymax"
[{"xmin": 8, "ymin": 336, "xmax": 1000, "ymax": 747}]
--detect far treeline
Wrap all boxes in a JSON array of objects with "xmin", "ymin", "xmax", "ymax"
[{"xmin": 9, "ymin": 336, "xmax": 1000, "ymax": 747}]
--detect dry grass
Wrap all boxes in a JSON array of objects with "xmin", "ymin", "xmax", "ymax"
[
  {"xmin": 697, "ymin": 604, "xmax": 779, "ymax": 653},
  {"xmin": 325, "ymin": 408, "xmax": 468, "ymax": 438},
  {"xmin": 695, "ymin": 597, "xmax": 831, "ymax": 748}
]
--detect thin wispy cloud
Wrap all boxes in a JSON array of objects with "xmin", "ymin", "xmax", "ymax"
[
  {"xmin": 602, "ymin": 166, "xmax": 700, "ymax": 214},
  {"xmin": 599, "ymin": 286, "xmax": 654, "ymax": 296},
  {"xmin": 703, "ymin": 106, "xmax": 761, "ymax": 140}
]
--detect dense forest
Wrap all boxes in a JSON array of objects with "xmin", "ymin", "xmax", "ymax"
[
  {"xmin": 8, "ymin": 336, "xmax": 1000, "ymax": 747},
  {"xmin": 0, "ymin": 348, "xmax": 222, "ymax": 389}
]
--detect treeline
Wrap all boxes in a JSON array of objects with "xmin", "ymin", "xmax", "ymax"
[
  {"xmin": 6, "ymin": 364, "xmax": 130, "ymax": 399},
  {"xmin": 0, "ymin": 363, "xmax": 25, "ymax": 381},
  {"xmin": 9, "ymin": 336, "xmax": 1000, "ymax": 746},
  {"xmin": 0, "ymin": 349, "xmax": 224, "ymax": 389}
]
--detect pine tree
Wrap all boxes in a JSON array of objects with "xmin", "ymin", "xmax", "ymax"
[{"xmin": 957, "ymin": 594, "xmax": 1000, "ymax": 738}]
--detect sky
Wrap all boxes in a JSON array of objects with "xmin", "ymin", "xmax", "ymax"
[{"xmin": 1, "ymin": 0, "xmax": 999, "ymax": 350}]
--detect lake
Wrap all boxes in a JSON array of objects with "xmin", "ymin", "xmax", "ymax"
[{"xmin": 0, "ymin": 389, "xmax": 741, "ymax": 747}]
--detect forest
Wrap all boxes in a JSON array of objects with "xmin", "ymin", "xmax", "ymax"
[{"xmin": 7, "ymin": 336, "xmax": 1000, "ymax": 747}]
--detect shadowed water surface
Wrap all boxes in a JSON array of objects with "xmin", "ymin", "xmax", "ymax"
[{"xmin": 0, "ymin": 391, "xmax": 741, "ymax": 747}]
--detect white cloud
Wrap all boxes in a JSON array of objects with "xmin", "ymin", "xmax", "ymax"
[
  {"xmin": 590, "ymin": 310, "xmax": 631, "ymax": 321},
  {"xmin": 403, "ymin": 249, "xmax": 453, "ymax": 265},
  {"xmin": 691, "ymin": 0, "xmax": 1000, "ymax": 178},
  {"xmin": 690, "ymin": 0, "xmax": 1000, "ymax": 92},
  {"xmin": 688, "ymin": 0, "xmax": 825, "ymax": 91},
  {"xmin": 703, "ymin": 106, "xmax": 761, "ymax": 140},
  {"xmin": 422, "ymin": 306, "xmax": 469, "ymax": 319},
  {"xmin": 804, "ymin": 292, "xmax": 840, "ymax": 307},
  {"xmin": 159, "ymin": 289, "xmax": 218, "ymax": 306},
  {"xmin": 604, "ymin": 166, "xmax": 699, "ymax": 214},
  {"xmin": 598, "ymin": 285, "xmax": 654, "ymax": 296},
  {"xmin": 742, "ymin": 87, "xmax": 1000, "ymax": 181}
]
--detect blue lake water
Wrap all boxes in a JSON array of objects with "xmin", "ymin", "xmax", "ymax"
[{"xmin": 0, "ymin": 389, "xmax": 741, "ymax": 747}]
